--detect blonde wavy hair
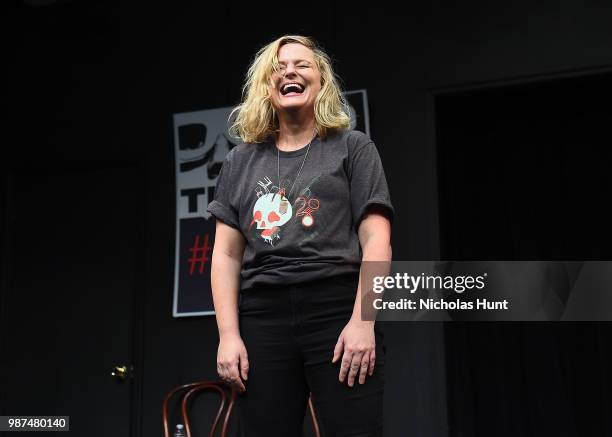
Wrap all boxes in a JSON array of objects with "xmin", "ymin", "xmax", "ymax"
[{"xmin": 229, "ymin": 35, "xmax": 351, "ymax": 143}]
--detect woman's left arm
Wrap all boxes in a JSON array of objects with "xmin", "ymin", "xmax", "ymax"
[{"xmin": 332, "ymin": 207, "xmax": 392, "ymax": 386}]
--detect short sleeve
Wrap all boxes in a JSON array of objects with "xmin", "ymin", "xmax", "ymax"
[
  {"xmin": 206, "ymin": 150, "xmax": 240, "ymax": 230},
  {"xmin": 349, "ymin": 140, "xmax": 395, "ymax": 231}
]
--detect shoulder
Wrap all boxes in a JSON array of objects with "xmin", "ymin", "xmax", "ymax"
[
  {"xmin": 325, "ymin": 129, "xmax": 373, "ymax": 151},
  {"xmin": 324, "ymin": 130, "xmax": 377, "ymax": 164},
  {"xmin": 224, "ymin": 141, "xmax": 264, "ymax": 164},
  {"xmin": 346, "ymin": 129, "xmax": 373, "ymax": 148}
]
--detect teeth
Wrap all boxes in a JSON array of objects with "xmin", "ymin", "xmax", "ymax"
[{"xmin": 282, "ymin": 83, "xmax": 304, "ymax": 93}]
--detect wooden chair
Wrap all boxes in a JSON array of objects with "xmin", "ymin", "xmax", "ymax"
[
  {"xmin": 162, "ymin": 380, "xmax": 321, "ymax": 437},
  {"xmin": 162, "ymin": 381, "xmax": 236, "ymax": 437},
  {"xmin": 307, "ymin": 393, "xmax": 322, "ymax": 437}
]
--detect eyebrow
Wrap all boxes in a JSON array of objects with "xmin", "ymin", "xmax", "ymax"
[{"xmin": 277, "ymin": 59, "xmax": 313, "ymax": 65}]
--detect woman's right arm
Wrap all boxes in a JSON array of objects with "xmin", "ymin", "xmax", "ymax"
[{"xmin": 211, "ymin": 219, "xmax": 249, "ymax": 392}]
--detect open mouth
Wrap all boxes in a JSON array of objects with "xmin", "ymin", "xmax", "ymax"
[{"xmin": 280, "ymin": 83, "xmax": 305, "ymax": 96}]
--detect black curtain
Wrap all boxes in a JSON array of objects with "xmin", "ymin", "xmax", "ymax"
[{"xmin": 437, "ymin": 72, "xmax": 612, "ymax": 437}]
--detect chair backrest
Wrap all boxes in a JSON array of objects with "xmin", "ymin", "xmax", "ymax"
[
  {"xmin": 162, "ymin": 380, "xmax": 236, "ymax": 437},
  {"xmin": 163, "ymin": 381, "xmax": 321, "ymax": 437},
  {"xmin": 308, "ymin": 394, "xmax": 322, "ymax": 437}
]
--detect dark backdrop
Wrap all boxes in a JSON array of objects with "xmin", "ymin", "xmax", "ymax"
[
  {"xmin": 2, "ymin": 0, "xmax": 611, "ymax": 436},
  {"xmin": 436, "ymin": 73, "xmax": 612, "ymax": 436}
]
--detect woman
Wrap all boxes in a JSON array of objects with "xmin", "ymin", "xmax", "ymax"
[{"xmin": 207, "ymin": 35, "xmax": 394, "ymax": 437}]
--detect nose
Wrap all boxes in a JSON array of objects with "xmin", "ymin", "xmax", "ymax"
[{"xmin": 282, "ymin": 63, "xmax": 297, "ymax": 78}]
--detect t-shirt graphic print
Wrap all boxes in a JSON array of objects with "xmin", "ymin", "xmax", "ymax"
[{"xmin": 249, "ymin": 173, "xmax": 322, "ymax": 246}]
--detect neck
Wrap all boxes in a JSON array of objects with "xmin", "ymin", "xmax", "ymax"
[{"xmin": 276, "ymin": 112, "xmax": 316, "ymax": 151}]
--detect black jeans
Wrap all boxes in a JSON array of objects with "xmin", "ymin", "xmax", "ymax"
[{"xmin": 237, "ymin": 272, "xmax": 386, "ymax": 437}]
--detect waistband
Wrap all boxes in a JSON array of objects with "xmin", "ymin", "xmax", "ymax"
[{"xmin": 242, "ymin": 271, "xmax": 360, "ymax": 295}]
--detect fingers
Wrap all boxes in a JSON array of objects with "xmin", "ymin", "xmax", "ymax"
[
  {"xmin": 337, "ymin": 347, "xmax": 376, "ymax": 386},
  {"xmin": 228, "ymin": 362, "xmax": 246, "ymax": 392},
  {"xmin": 347, "ymin": 352, "xmax": 364, "ymax": 387},
  {"xmin": 217, "ymin": 357, "xmax": 247, "ymax": 392},
  {"xmin": 240, "ymin": 349, "xmax": 249, "ymax": 381},
  {"xmin": 332, "ymin": 337, "xmax": 344, "ymax": 363},
  {"xmin": 358, "ymin": 353, "xmax": 369, "ymax": 385},
  {"xmin": 369, "ymin": 350, "xmax": 376, "ymax": 376},
  {"xmin": 217, "ymin": 363, "xmax": 230, "ymax": 386},
  {"xmin": 339, "ymin": 349, "xmax": 365, "ymax": 387},
  {"xmin": 217, "ymin": 362, "xmax": 230, "ymax": 385},
  {"xmin": 338, "ymin": 352, "xmax": 351, "ymax": 383}
]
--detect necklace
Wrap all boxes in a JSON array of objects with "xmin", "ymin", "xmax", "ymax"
[{"xmin": 276, "ymin": 131, "xmax": 316, "ymax": 204}]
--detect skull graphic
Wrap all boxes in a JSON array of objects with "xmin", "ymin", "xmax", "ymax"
[{"xmin": 250, "ymin": 192, "xmax": 293, "ymax": 245}]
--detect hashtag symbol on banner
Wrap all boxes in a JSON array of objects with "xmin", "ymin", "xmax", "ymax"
[{"xmin": 188, "ymin": 234, "xmax": 211, "ymax": 275}]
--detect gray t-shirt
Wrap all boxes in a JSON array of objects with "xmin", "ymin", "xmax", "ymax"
[{"xmin": 207, "ymin": 129, "xmax": 394, "ymax": 291}]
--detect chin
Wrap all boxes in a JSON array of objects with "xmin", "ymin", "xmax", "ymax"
[
  {"xmin": 279, "ymin": 99, "xmax": 311, "ymax": 111},
  {"xmin": 282, "ymin": 103, "xmax": 307, "ymax": 111}
]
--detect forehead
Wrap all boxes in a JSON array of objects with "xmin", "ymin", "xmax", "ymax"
[{"xmin": 277, "ymin": 43, "xmax": 315, "ymax": 62}]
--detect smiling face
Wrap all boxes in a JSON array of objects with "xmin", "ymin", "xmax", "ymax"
[{"xmin": 269, "ymin": 43, "xmax": 322, "ymax": 116}]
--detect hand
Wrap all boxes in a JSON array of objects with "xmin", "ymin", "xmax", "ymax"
[
  {"xmin": 217, "ymin": 333, "xmax": 249, "ymax": 393},
  {"xmin": 332, "ymin": 319, "xmax": 376, "ymax": 387}
]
